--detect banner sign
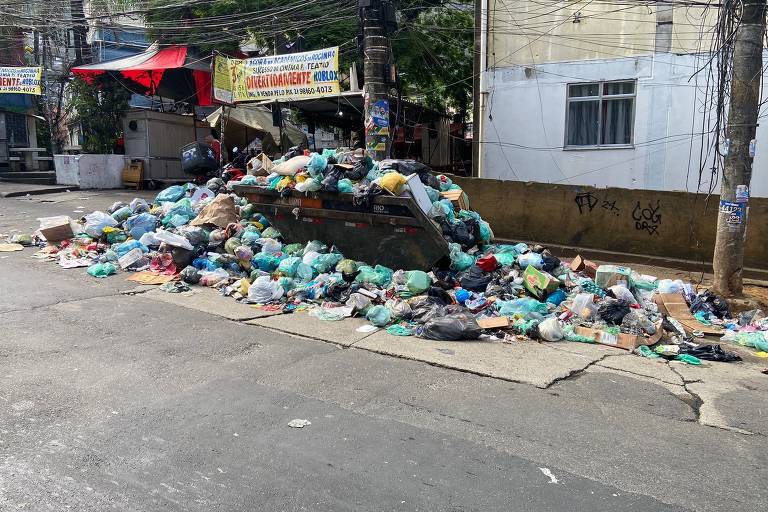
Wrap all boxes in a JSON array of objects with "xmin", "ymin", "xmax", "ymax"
[
  {"xmin": 213, "ymin": 47, "xmax": 339, "ymax": 103},
  {"xmin": 0, "ymin": 67, "xmax": 42, "ymax": 95}
]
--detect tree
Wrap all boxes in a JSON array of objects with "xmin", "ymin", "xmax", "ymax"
[
  {"xmin": 144, "ymin": 0, "xmax": 474, "ymax": 112},
  {"xmin": 69, "ymin": 77, "xmax": 131, "ymax": 153}
]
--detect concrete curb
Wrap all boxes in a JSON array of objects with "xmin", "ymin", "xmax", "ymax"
[{"xmin": 0, "ymin": 186, "xmax": 79, "ymax": 198}]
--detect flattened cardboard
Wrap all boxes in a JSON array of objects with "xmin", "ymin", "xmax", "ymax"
[
  {"xmin": 477, "ymin": 317, "xmax": 510, "ymax": 329},
  {"xmin": 126, "ymin": 271, "xmax": 176, "ymax": 285},
  {"xmin": 575, "ymin": 324, "xmax": 663, "ymax": 351},
  {"xmin": 655, "ymin": 293, "xmax": 723, "ymax": 335}
]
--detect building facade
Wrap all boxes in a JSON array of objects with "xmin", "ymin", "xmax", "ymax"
[{"xmin": 474, "ymin": 1, "xmax": 768, "ymax": 198}]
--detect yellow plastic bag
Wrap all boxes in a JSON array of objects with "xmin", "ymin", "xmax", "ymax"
[
  {"xmin": 239, "ymin": 278, "xmax": 251, "ymax": 296},
  {"xmin": 380, "ymin": 172, "xmax": 407, "ymax": 195},
  {"xmin": 276, "ymin": 176, "xmax": 293, "ymax": 191}
]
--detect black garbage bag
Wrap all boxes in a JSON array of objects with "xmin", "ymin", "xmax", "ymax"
[
  {"xmin": 682, "ymin": 344, "xmax": 742, "ymax": 362},
  {"xmin": 410, "ymin": 296, "xmax": 446, "ymax": 324},
  {"xmin": 690, "ymin": 290, "xmax": 732, "ymax": 319},
  {"xmin": 598, "ymin": 299, "xmax": 633, "ymax": 325},
  {"xmin": 541, "ymin": 255, "xmax": 561, "ymax": 273},
  {"xmin": 427, "ymin": 286, "xmax": 453, "ymax": 306},
  {"xmin": 419, "ymin": 313, "xmax": 482, "ymax": 341},
  {"xmin": 442, "ymin": 220, "xmax": 476, "ymax": 248},
  {"xmin": 352, "ymin": 183, "xmax": 383, "ymax": 208},
  {"xmin": 325, "ymin": 280, "xmax": 351, "ymax": 303},
  {"xmin": 180, "ymin": 265, "xmax": 201, "ymax": 284},
  {"xmin": 322, "ymin": 167, "xmax": 345, "ymax": 192},
  {"xmin": 344, "ymin": 160, "xmax": 368, "ymax": 181},
  {"xmin": 460, "ymin": 266, "xmax": 493, "ymax": 292}
]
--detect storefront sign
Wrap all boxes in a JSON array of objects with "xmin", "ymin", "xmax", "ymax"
[
  {"xmin": 213, "ymin": 47, "xmax": 339, "ymax": 103},
  {"xmin": 0, "ymin": 67, "xmax": 42, "ymax": 95}
]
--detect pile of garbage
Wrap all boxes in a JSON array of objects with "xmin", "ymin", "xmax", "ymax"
[{"xmin": 14, "ymin": 154, "xmax": 768, "ymax": 365}]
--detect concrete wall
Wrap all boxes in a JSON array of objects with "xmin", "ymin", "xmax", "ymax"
[
  {"xmin": 478, "ymin": 53, "xmax": 768, "ymax": 198},
  {"xmin": 55, "ymin": 154, "xmax": 127, "ymax": 188},
  {"xmin": 452, "ymin": 176, "xmax": 768, "ymax": 271},
  {"xmin": 488, "ymin": 1, "xmax": 713, "ymax": 67}
]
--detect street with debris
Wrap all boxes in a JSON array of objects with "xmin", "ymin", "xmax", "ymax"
[{"xmin": 1, "ymin": 189, "xmax": 766, "ymax": 512}]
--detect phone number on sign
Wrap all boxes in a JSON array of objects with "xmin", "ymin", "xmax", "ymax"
[{"xmin": 247, "ymin": 85, "xmax": 336, "ymax": 98}]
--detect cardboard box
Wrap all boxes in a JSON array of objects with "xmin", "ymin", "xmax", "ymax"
[
  {"xmin": 477, "ymin": 316, "xmax": 510, "ymax": 329},
  {"xmin": 595, "ymin": 264, "xmax": 632, "ymax": 288},
  {"xmin": 440, "ymin": 188, "xmax": 470, "ymax": 211},
  {"xmin": 575, "ymin": 324, "xmax": 663, "ymax": 351},
  {"xmin": 654, "ymin": 293, "xmax": 722, "ymax": 335},
  {"xmin": 570, "ymin": 254, "xmax": 597, "ymax": 278},
  {"xmin": 38, "ymin": 216, "xmax": 74, "ymax": 242},
  {"xmin": 523, "ymin": 265, "xmax": 560, "ymax": 299}
]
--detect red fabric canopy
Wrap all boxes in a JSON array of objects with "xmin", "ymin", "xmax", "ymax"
[{"xmin": 72, "ymin": 45, "xmax": 211, "ymax": 106}]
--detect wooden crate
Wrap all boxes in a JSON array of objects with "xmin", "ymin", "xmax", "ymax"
[
  {"xmin": 440, "ymin": 188, "xmax": 470, "ymax": 211},
  {"xmin": 122, "ymin": 161, "xmax": 144, "ymax": 189}
]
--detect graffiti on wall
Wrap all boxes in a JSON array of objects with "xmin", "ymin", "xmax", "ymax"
[{"xmin": 574, "ymin": 191, "xmax": 661, "ymax": 236}]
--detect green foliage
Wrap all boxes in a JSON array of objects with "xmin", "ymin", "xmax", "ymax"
[
  {"xmin": 69, "ymin": 77, "xmax": 131, "ymax": 154},
  {"xmin": 394, "ymin": 2, "xmax": 474, "ymax": 112},
  {"xmin": 145, "ymin": 0, "xmax": 473, "ymax": 112}
]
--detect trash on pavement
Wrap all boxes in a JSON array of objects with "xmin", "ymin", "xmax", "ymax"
[
  {"xmin": 287, "ymin": 419, "xmax": 311, "ymax": 428},
  {"xmin": 24, "ymin": 156, "xmax": 765, "ymax": 366}
]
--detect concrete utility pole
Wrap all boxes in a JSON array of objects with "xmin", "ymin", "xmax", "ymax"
[
  {"xmin": 361, "ymin": 0, "xmax": 391, "ymax": 160},
  {"xmin": 712, "ymin": 0, "xmax": 767, "ymax": 297},
  {"xmin": 70, "ymin": 0, "xmax": 91, "ymax": 65}
]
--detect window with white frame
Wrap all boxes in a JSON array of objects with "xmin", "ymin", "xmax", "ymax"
[{"xmin": 565, "ymin": 80, "xmax": 635, "ymax": 147}]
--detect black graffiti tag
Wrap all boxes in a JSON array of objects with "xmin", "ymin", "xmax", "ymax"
[
  {"xmin": 601, "ymin": 199, "xmax": 621, "ymax": 217},
  {"xmin": 632, "ymin": 200, "xmax": 662, "ymax": 236},
  {"xmin": 574, "ymin": 192, "xmax": 598, "ymax": 214}
]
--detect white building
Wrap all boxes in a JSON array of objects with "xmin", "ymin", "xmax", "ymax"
[{"xmin": 474, "ymin": 1, "xmax": 768, "ymax": 197}]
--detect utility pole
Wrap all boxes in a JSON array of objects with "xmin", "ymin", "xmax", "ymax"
[
  {"xmin": 70, "ymin": 0, "xmax": 90, "ymax": 65},
  {"xmin": 712, "ymin": 0, "xmax": 767, "ymax": 297},
  {"xmin": 360, "ymin": 0, "xmax": 392, "ymax": 160}
]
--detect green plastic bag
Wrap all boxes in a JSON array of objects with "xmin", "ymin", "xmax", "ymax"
[
  {"xmin": 283, "ymin": 243, "xmax": 304, "ymax": 255},
  {"xmin": 338, "ymin": 178, "xmax": 353, "ymax": 193},
  {"xmin": 366, "ymin": 305, "xmax": 392, "ymax": 327},
  {"xmin": 387, "ymin": 324, "xmax": 415, "ymax": 336},
  {"xmin": 406, "ymin": 270, "xmax": 431, "ymax": 294},
  {"xmin": 296, "ymin": 262, "xmax": 317, "ymax": 282},
  {"xmin": 105, "ymin": 229, "xmax": 128, "ymax": 244},
  {"xmin": 252, "ymin": 253, "xmax": 281, "ymax": 272},
  {"xmin": 497, "ymin": 298, "xmax": 548, "ymax": 317},
  {"xmin": 449, "ymin": 243, "xmax": 474, "ymax": 271},
  {"xmin": 495, "ymin": 252, "xmax": 516, "ymax": 267},
  {"xmin": 87, "ymin": 262, "xmax": 117, "ymax": 278},
  {"xmin": 356, "ymin": 264, "xmax": 393, "ymax": 287},
  {"xmin": 312, "ymin": 253, "xmax": 343, "ymax": 273},
  {"xmin": 336, "ymin": 259, "xmax": 359, "ymax": 276},
  {"xmin": 261, "ymin": 227, "xmax": 281, "ymax": 239},
  {"xmin": 277, "ymin": 256, "xmax": 301, "ymax": 277}
]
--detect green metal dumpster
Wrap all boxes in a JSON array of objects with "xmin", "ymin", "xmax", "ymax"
[{"xmin": 232, "ymin": 185, "xmax": 450, "ymax": 270}]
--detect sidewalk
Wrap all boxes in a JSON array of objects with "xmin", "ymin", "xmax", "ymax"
[
  {"xmin": 138, "ymin": 286, "xmax": 768, "ymax": 437},
  {"xmin": 0, "ymin": 182, "xmax": 78, "ymax": 198}
]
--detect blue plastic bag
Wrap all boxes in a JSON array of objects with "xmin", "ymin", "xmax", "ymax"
[
  {"xmin": 517, "ymin": 252, "xmax": 544, "ymax": 269},
  {"xmin": 277, "ymin": 256, "xmax": 301, "ymax": 277},
  {"xmin": 155, "ymin": 185, "xmax": 185, "ymax": 203},
  {"xmin": 125, "ymin": 213, "xmax": 157, "ymax": 240},
  {"xmin": 307, "ymin": 153, "xmax": 328, "ymax": 177},
  {"xmin": 114, "ymin": 239, "xmax": 148, "ymax": 258}
]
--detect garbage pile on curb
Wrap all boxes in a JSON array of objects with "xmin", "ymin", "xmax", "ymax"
[{"xmin": 11, "ymin": 152, "xmax": 768, "ymax": 366}]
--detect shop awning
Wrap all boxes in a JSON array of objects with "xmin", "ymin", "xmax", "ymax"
[{"xmin": 71, "ymin": 44, "xmax": 212, "ymax": 106}]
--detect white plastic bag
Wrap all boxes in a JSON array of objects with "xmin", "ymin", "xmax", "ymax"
[
  {"xmin": 154, "ymin": 230, "xmax": 194, "ymax": 250},
  {"xmin": 260, "ymin": 238, "xmax": 282, "ymax": 255},
  {"xmin": 273, "ymin": 155, "xmax": 310, "ymax": 176},
  {"xmin": 139, "ymin": 231, "xmax": 162, "ymax": 247},
  {"xmin": 538, "ymin": 317, "xmax": 564, "ymax": 341},
  {"xmin": 247, "ymin": 275, "xmax": 285, "ymax": 302},
  {"xmin": 84, "ymin": 211, "xmax": 118, "ymax": 237}
]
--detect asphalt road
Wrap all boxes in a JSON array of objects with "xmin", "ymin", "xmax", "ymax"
[{"xmin": 0, "ymin": 190, "xmax": 765, "ymax": 512}]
